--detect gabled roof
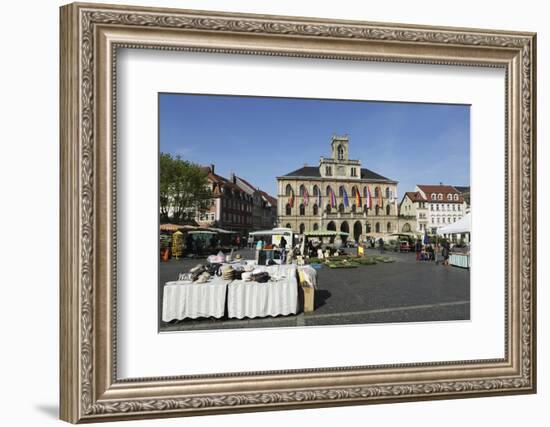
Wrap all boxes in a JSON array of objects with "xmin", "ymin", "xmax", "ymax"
[
  {"xmin": 403, "ymin": 191, "xmax": 427, "ymax": 202},
  {"xmin": 281, "ymin": 165, "xmax": 393, "ymax": 181},
  {"xmin": 260, "ymin": 190, "xmax": 277, "ymax": 206},
  {"xmin": 282, "ymin": 166, "xmax": 321, "ymax": 178},
  {"xmin": 453, "ymin": 186, "xmax": 470, "ymax": 194},
  {"xmin": 360, "ymin": 168, "xmax": 391, "ymax": 181},
  {"xmin": 417, "ymin": 184, "xmax": 464, "ymax": 203}
]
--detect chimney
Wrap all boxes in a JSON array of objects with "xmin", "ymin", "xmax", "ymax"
[
  {"xmin": 230, "ymin": 172, "xmax": 236, "ymax": 184},
  {"xmin": 210, "ymin": 164, "xmax": 215, "ymax": 174}
]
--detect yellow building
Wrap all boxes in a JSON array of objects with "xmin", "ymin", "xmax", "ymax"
[{"xmin": 276, "ymin": 135, "xmax": 399, "ymax": 242}]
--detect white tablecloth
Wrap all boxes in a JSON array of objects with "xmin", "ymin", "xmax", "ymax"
[
  {"xmin": 162, "ymin": 277, "xmax": 229, "ymax": 321},
  {"xmin": 227, "ymin": 264, "xmax": 298, "ymax": 319}
]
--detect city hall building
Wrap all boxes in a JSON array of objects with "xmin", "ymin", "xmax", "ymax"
[{"xmin": 276, "ymin": 135, "xmax": 399, "ymax": 242}]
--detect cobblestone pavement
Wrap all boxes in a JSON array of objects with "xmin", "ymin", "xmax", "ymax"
[{"xmin": 158, "ymin": 247, "xmax": 470, "ymax": 332}]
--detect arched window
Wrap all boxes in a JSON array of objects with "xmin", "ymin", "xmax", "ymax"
[
  {"xmin": 285, "ymin": 223, "xmax": 291, "ymax": 229},
  {"xmin": 313, "ymin": 204, "xmax": 319, "ymax": 215},
  {"xmin": 299, "ymin": 223, "xmax": 305, "ymax": 234},
  {"xmin": 363, "ymin": 186, "xmax": 368, "ymax": 197},
  {"xmin": 285, "ymin": 184, "xmax": 292, "ymax": 196},
  {"xmin": 299, "ymin": 204, "xmax": 305, "ymax": 216},
  {"xmin": 352, "ymin": 204, "xmax": 356, "ymax": 213},
  {"xmin": 364, "ymin": 204, "xmax": 369, "ymax": 214},
  {"xmin": 299, "ymin": 184, "xmax": 306, "ymax": 196},
  {"xmin": 313, "ymin": 185, "xmax": 320, "ymax": 196},
  {"xmin": 326, "ymin": 186, "xmax": 332, "ymax": 197},
  {"xmin": 438, "ymin": 193, "xmax": 443, "ymax": 200},
  {"xmin": 385, "ymin": 187, "xmax": 391, "ymax": 199},
  {"xmin": 387, "ymin": 222, "xmax": 392, "ymax": 232},
  {"xmin": 386, "ymin": 204, "xmax": 391, "ymax": 215},
  {"xmin": 351, "ymin": 187, "xmax": 357, "ymax": 197},
  {"xmin": 375, "ymin": 206, "xmax": 380, "ymax": 215},
  {"xmin": 338, "ymin": 145, "xmax": 344, "ymax": 160},
  {"xmin": 374, "ymin": 187, "xmax": 380, "ymax": 198},
  {"xmin": 326, "ymin": 204, "xmax": 331, "ymax": 214},
  {"xmin": 338, "ymin": 203, "xmax": 345, "ymax": 213},
  {"xmin": 447, "ymin": 194, "xmax": 452, "ymax": 201},
  {"xmin": 375, "ymin": 222, "xmax": 381, "ymax": 233},
  {"xmin": 339, "ymin": 186, "xmax": 345, "ymax": 197},
  {"xmin": 365, "ymin": 222, "xmax": 372, "ymax": 233},
  {"xmin": 313, "ymin": 223, "xmax": 319, "ymax": 231},
  {"xmin": 285, "ymin": 203, "xmax": 291, "ymax": 215}
]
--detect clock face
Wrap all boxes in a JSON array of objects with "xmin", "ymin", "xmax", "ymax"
[{"xmin": 337, "ymin": 166, "xmax": 345, "ymax": 176}]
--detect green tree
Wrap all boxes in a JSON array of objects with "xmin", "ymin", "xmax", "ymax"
[{"xmin": 159, "ymin": 153, "xmax": 212, "ymax": 223}]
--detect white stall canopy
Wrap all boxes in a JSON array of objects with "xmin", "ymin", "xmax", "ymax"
[{"xmin": 437, "ymin": 213, "xmax": 471, "ymax": 235}]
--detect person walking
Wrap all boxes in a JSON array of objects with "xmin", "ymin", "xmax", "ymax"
[
  {"xmin": 247, "ymin": 234, "xmax": 254, "ymax": 249},
  {"xmin": 442, "ymin": 241, "xmax": 450, "ymax": 266},
  {"xmin": 379, "ymin": 237, "xmax": 385, "ymax": 254},
  {"xmin": 279, "ymin": 235, "xmax": 287, "ymax": 264},
  {"xmin": 415, "ymin": 239, "xmax": 422, "ymax": 261}
]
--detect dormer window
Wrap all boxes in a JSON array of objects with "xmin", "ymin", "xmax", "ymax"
[
  {"xmin": 325, "ymin": 166, "xmax": 332, "ymax": 176},
  {"xmin": 438, "ymin": 193, "xmax": 443, "ymax": 200},
  {"xmin": 447, "ymin": 194, "xmax": 453, "ymax": 201},
  {"xmin": 431, "ymin": 194, "xmax": 436, "ymax": 200},
  {"xmin": 454, "ymin": 194, "xmax": 459, "ymax": 201}
]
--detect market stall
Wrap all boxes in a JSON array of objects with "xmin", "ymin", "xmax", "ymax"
[
  {"xmin": 227, "ymin": 264, "xmax": 299, "ymax": 319},
  {"xmin": 437, "ymin": 213, "xmax": 471, "ymax": 268},
  {"xmin": 162, "ymin": 275, "xmax": 229, "ymax": 321},
  {"xmin": 302, "ymin": 230, "xmax": 349, "ymax": 256}
]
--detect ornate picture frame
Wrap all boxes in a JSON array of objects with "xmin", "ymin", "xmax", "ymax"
[{"xmin": 60, "ymin": 2, "xmax": 536, "ymax": 423}]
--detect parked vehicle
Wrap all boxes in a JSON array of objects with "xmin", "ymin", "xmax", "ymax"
[{"xmin": 399, "ymin": 240, "xmax": 411, "ymax": 252}]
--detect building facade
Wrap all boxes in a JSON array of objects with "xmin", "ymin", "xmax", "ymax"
[
  {"xmin": 195, "ymin": 165, "xmax": 253, "ymax": 233},
  {"xmin": 415, "ymin": 184, "xmax": 467, "ymax": 234},
  {"xmin": 234, "ymin": 175, "xmax": 278, "ymax": 230},
  {"xmin": 194, "ymin": 165, "xmax": 277, "ymax": 234},
  {"xmin": 276, "ymin": 135, "xmax": 399, "ymax": 242},
  {"xmin": 398, "ymin": 192, "xmax": 429, "ymax": 234}
]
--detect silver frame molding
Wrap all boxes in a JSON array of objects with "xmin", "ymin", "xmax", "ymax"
[{"xmin": 60, "ymin": 2, "xmax": 536, "ymax": 423}]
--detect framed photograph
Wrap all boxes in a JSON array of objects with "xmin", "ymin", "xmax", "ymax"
[{"xmin": 60, "ymin": 2, "xmax": 536, "ymax": 423}]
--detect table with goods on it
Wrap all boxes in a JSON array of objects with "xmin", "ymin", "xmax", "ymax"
[{"xmin": 161, "ymin": 251, "xmax": 318, "ymax": 322}]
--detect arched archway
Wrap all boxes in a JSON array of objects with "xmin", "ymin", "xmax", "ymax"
[
  {"xmin": 375, "ymin": 222, "xmax": 381, "ymax": 233},
  {"xmin": 387, "ymin": 222, "xmax": 392, "ymax": 233},
  {"xmin": 340, "ymin": 221, "xmax": 349, "ymax": 243},
  {"xmin": 285, "ymin": 184, "xmax": 292, "ymax": 196},
  {"xmin": 285, "ymin": 203, "xmax": 291, "ymax": 215},
  {"xmin": 386, "ymin": 204, "xmax": 391, "ymax": 215},
  {"xmin": 313, "ymin": 223, "xmax": 319, "ymax": 231},
  {"xmin": 327, "ymin": 221, "xmax": 336, "ymax": 243},
  {"xmin": 353, "ymin": 221, "xmax": 362, "ymax": 242},
  {"xmin": 299, "ymin": 204, "xmax": 305, "ymax": 216},
  {"xmin": 365, "ymin": 222, "xmax": 372, "ymax": 233},
  {"xmin": 285, "ymin": 223, "xmax": 292, "ymax": 229},
  {"xmin": 402, "ymin": 223, "xmax": 411, "ymax": 232}
]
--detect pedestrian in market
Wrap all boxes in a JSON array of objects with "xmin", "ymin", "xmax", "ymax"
[
  {"xmin": 279, "ymin": 235, "xmax": 287, "ymax": 264},
  {"xmin": 247, "ymin": 234, "xmax": 254, "ymax": 248},
  {"xmin": 415, "ymin": 239, "xmax": 422, "ymax": 261},
  {"xmin": 442, "ymin": 241, "xmax": 450, "ymax": 266},
  {"xmin": 379, "ymin": 237, "xmax": 385, "ymax": 254}
]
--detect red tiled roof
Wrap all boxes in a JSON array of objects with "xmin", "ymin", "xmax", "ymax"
[
  {"xmin": 260, "ymin": 190, "xmax": 277, "ymax": 206},
  {"xmin": 417, "ymin": 184, "xmax": 464, "ymax": 203},
  {"xmin": 404, "ymin": 191, "xmax": 427, "ymax": 202}
]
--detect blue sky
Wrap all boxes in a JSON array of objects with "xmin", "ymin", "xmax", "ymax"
[{"xmin": 159, "ymin": 93, "xmax": 470, "ymax": 198}]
